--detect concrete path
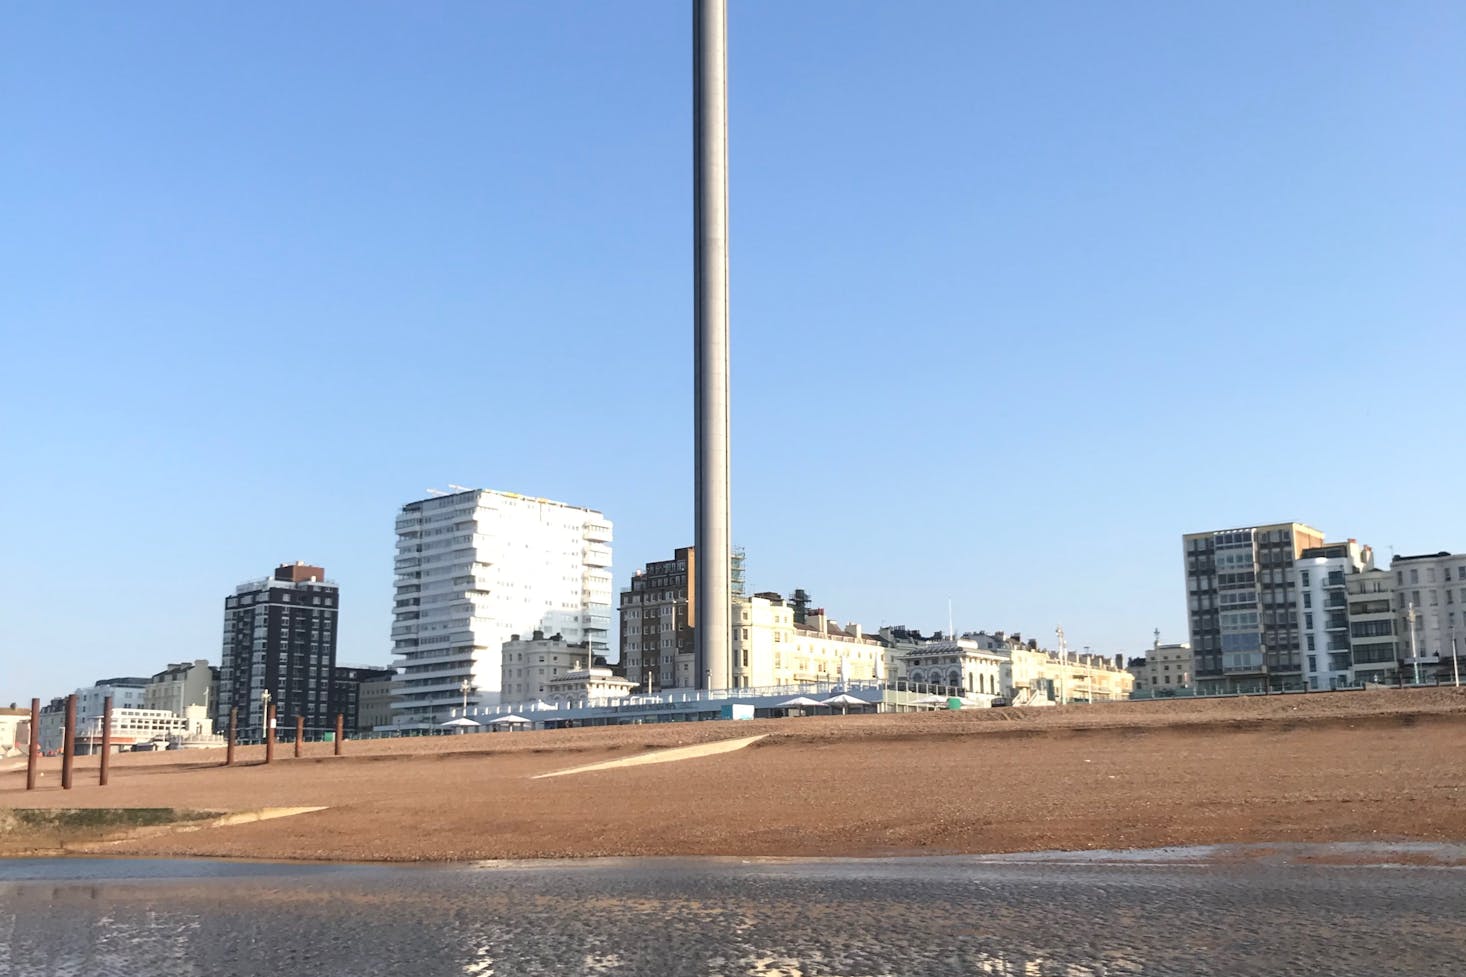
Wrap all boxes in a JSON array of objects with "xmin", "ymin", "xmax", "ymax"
[{"xmin": 533, "ymin": 734, "xmax": 765, "ymax": 780}]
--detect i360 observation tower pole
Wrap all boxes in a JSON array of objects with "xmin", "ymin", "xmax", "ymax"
[{"xmin": 693, "ymin": 0, "xmax": 731, "ymax": 691}]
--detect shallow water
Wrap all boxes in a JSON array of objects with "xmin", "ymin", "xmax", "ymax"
[{"xmin": 1, "ymin": 850, "xmax": 1463, "ymax": 976}]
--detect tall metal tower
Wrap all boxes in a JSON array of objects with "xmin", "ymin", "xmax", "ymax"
[{"xmin": 693, "ymin": 0, "xmax": 731, "ymax": 690}]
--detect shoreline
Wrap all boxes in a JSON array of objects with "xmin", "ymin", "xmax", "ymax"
[{"xmin": 6, "ymin": 840, "xmax": 1466, "ymax": 873}]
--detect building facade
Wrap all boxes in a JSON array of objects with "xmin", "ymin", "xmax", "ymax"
[
  {"xmin": 1292, "ymin": 541, "xmax": 1373, "ymax": 690},
  {"xmin": 356, "ymin": 673, "xmax": 396, "ymax": 732},
  {"xmin": 1347, "ymin": 567, "xmax": 1398, "ymax": 684},
  {"xmin": 81, "ymin": 678, "xmax": 150, "ymax": 718},
  {"xmin": 618, "ymin": 545, "xmax": 749, "ymax": 691},
  {"xmin": 501, "ymin": 631, "xmax": 583, "ymax": 705},
  {"xmin": 1127, "ymin": 638, "xmax": 1194, "ymax": 696},
  {"xmin": 731, "ymin": 596, "xmax": 885, "ymax": 689},
  {"xmin": 544, "ymin": 666, "xmax": 636, "ymax": 707},
  {"xmin": 899, "ymin": 638, "xmax": 1005, "ymax": 699},
  {"xmin": 0, "ymin": 707, "xmax": 29, "ymax": 757},
  {"xmin": 620, "ymin": 547, "xmax": 695, "ymax": 693},
  {"xmin": 145, "ymin": 660, "xmax": 217, "ymax": 717},
  {"xmin": 77, "ymin": 704, "xmax": 215, "ymax": 753},
  {"xmin": 1391, "ymin": 551, "xmax": 1466, "ymax": 682},
  {"xmin": 392, "ymin": 489, "xmax": 613, "ymax": 727},
  {"xmin": 217, "ymin": 562, "xmax": 340, "ymax": 734},
  {"xmin": 330, "ymin": 664, "xmax": 397, "ymax": 733},
  {"xmin": 1183, "ymin": 523, "xmax": 1326, "ymax": 693}
]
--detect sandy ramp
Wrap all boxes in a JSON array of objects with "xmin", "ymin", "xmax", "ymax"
[{"xmin": 533, "ymin": 735, "xmax": 766, "ymax": 779}]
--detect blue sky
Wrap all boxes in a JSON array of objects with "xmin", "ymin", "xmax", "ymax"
[{"xmin": 3, "ymin": 2, "xmax": 1463, "ymax": 703}]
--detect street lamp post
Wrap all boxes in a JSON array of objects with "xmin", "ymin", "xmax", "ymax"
[
  {"xmin": 1408, "ymin": 602, "xmax": 1421, "ymax": 686},
  {"xmin": 459, "ymin": 678, "xmax": 472, "ymax": 718},
  {"xmin": 1452, "ymin": 628, "xmax": 1461, "ymax": 689},
  {"xmin": 261, "ymin": 689, "xmax": 274, "ymax": 764}
]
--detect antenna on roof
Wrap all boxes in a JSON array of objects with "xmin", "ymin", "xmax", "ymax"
[
  {"xmin": 447, "ymin": 484, "xmax": 471, "ymax": 492},
  {"xmin": 424, "ymin": 488, "xmax": 448, "ymax": 497}
]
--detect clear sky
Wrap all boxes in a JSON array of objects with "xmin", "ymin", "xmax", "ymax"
[{"xmin": 3, "ymin": 2, "xmax": 1463, "ymax": 704}]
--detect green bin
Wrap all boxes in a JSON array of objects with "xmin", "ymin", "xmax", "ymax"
[
  {"xmin": 946, "ymin": 697, "xmax": 963, "ymax": 710},
  {"xmin": 323, "ymin": 732, "xmax": 335, "ymax": 742}
]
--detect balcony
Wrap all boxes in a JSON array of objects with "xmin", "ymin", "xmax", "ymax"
[{"xmin": 1221, "ymin": 652, "xmax": 1265, "ymax": 674}]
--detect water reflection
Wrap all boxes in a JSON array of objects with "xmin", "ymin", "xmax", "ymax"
[{"xmin": 1, "ymin": 857, "xmax": 1463, "ymax": 976}]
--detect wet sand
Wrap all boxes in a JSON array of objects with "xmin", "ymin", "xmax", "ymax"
[
  {"xmin": 2, "ymin": 688, "xmax": 1464, "ymax": 861},
  {"xmin": 2, "ymin": 851, "xmax": 1464, "ymax": 976}
]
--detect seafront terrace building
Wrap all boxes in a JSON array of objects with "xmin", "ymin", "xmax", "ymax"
[
  {"xmin": 145, "ymin": 660, "xmax": 216, "ymax": 717},
  {"xmin": 1389, "ymin": 551, "xmax": 1466, "ymax": 682},
  {"xmin": 732, "ymin": 596, "xmax": 884, "ymax": 689},
  {"xmin": 500, "ymin": 631, "xmax": 598, "ymax": 705},
  {"xmin": 1127, "ymin": 638, "xmax": 1194, "ymax": 696},
  {"xmin": 897, "ymin": 637, "xmax": 1005, "ymax": 700}
]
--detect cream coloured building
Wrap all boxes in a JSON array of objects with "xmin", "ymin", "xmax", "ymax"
[
  {"xmin": 900, "ymin": 638, "xmax": 1004, "ymax": 699},
  {"xmin": 1009, "ymin": 646, "xmax": 1133, "ymax": 703},
  {"xmin": 500, "ymin": 631, "xmax": 605, "ymax": 705},
  {"xmin": 1127, "ymin": 638, "xmax": 1194, "ymax": 696},
  {"xmin": 0, "ymin": 708, "xmax": 29, "ymax": 757},
  {"xmin": 145, "ymin": 660, "xmax": 216, "ymax": 717},
  {"xmin": 731, "ymin": 596, "xmax": 884, "ymax": 689},
  {"xmin": 544, "ymin": 666, "xmax": 636, "ymax": 706}
]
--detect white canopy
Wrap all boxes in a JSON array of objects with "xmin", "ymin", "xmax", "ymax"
[
  {"xmin": 488, "ymin": 714, "xmax": 532, "ymax": 726},
  {"xmin": 440, "ymin": 717, "xmax": 481, "ymax": 727},
  {"xmin": 775, "ymin": 696, "xmax": 826, "ymax": 708},
  {"xmin": 821, "ymin": 693, "xmax": 869, "ymax": 707}
]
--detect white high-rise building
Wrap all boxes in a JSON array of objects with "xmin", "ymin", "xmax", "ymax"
[
  {"xmin": 1291, "ymin": 540, "xmax": 1373, "ymax": 691},
  {"xmin": 390, "ymin": 489, "xmax": 612, "ymax": 728}
]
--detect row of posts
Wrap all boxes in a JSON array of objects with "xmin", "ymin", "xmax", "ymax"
[{"xmin": 24, "ymin": 695, "xmax": 346, "ymax": 791}]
